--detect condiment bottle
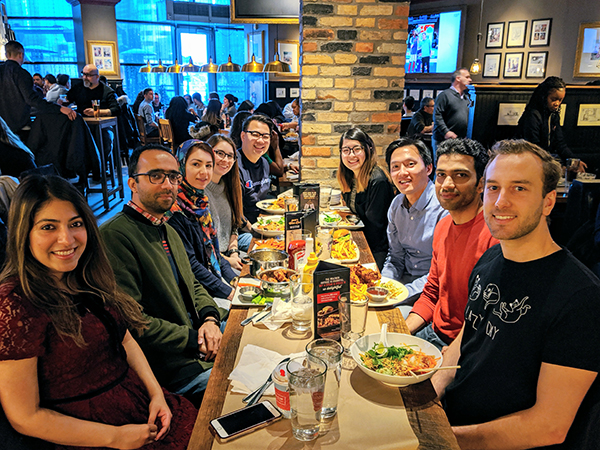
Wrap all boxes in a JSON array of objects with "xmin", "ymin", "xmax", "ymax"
[
  {"xmin": 273, "ymin": 363, "xmax": 291, "ymax": 418},
  {"xmin": 287, "ymin": 240, "xmax": 306, "ymax": 270},
  {"xmin": 302, "ymin": 252, "xmax": 319, "ymax": 284}
]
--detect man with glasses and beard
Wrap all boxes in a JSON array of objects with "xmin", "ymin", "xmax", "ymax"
[{"xmin": 100, "ymin": 144, "xmax": 225, "ymax": 407}]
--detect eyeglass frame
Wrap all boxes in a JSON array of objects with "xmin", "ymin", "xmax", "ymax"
[
  {"xmin": 81, "ymin": 71, "xmax": 99, "ymax": 78},
  {"xmin": 340, "ymin": 145, "xmax": 364, "ymax": 156},
  {"xmin": 131, "ymin": 170, "xmax": 183, "ymax": 185},
  {"xmin": 245, "ymin": 130, "xmax": 271, "ymax": 141},
  {"xmin": 214, "ymin": 149, "xmax": 237, "ymax": 161}
]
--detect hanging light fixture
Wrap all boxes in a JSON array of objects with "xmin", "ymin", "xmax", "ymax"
[
  {"xmin": 242, "ymin": 54, "xmax": 264, "ymax": 73},
  {"xmin": 167, "ymin": 59, "xmax": 182, "ymax": 73},
  {"xmin": 264, "ymin": 54, "xmax": 291, "ymax": 73},
  {"xmin": 200, "ymin": 57, "xmax": 218, "ymax": 73},
  {"xmin": 470, "ymin": 0, "xmax": 485, "ymax": 75},
  {"xmin": 181, "ymin": 57, "xmax": 200, "ymax": 72},
  {"xmin": 219, "ymin": 54, "xmax": 241, "ymax": 72},
  {"xmin": 150, "ymin": 59, "xmax": 167, "ymax": 73},
  {"xmin": 139, "ymin": 60, "xmax": 153, "ymax": 73}
]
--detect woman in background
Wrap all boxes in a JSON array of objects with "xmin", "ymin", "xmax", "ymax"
[
  {"xmin": 237, "ymin": 100, "xmax": 254, "ymax": 113},
  {"xmin": 168, "ymin": 141, "xmax": 238, "ymax": 302},
  {"xmin": 0, "ymin": 175, "xmax": 196, "ymax": 449},
  {"xmin": 165, "ymin": 96, "xmax": 198, "ymax": 150},
  {"xmin": 192, "ymin": 93, "xmax": 205, "ymax": 117},
  {"xmin": 337, "ymin": 127, "xmax": 395, "ymax": 269},
  {"xmin": 202, "ymin": 99, "xmax": 224, "ymax": 130}
]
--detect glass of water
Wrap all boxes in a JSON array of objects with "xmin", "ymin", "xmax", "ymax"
[
  {"xmin": 306, "ymin": 339, "xmax": 343, "ymax": 418},
  {"xmin": 287, "ymin": 356, "xmax": 327, "ymax": 441},
  {"xmin": 291, "ymin": 282, "xmax": 313, "ymax": 333},
  {"xmin": 339, "ymin": 293, "xmax": 368, "ymax": 354}
]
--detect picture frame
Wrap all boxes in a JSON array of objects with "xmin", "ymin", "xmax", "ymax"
[
  {"xmin": 247, "ymin": 30, "xmax": 264, "ymax": 64},
  {"xmin": 497, "ymin": 103, "xmax": 526, "ymax": 126},
  {"xmin": 506, "ymin": 21, "xmax": 527, "ymax": 48},
  {"xmin": 530, "ymin": 18, "xmax": 552, "ymax": 47},
  {"xmin": 574, "ymin": 22, "xmax": 600, "ymax": 78},
  {"xmin": 526, "ymin": 52, "xmax": 548, "ymax": 78},
  {"xmin": 483, "ymin": 53, "xmax": 502, "ymax": 78},
  {"xmin": 486, "ymin": 22, "xmax": 505, "ymax": 48},
  {"xmin": 290, "ymin": 87, "xmax": 300, "ymax": 97},
  {"xmin": 503, "ymin": 52, "xmax": 524, "ymax": 78},
  {"xmin": 276, "ymin": 39, "xmax": 299, "ymax": 74},
  {"xmin": 577, "ymin": 104, "xmax": 600, "ymax": 126},
  {"xmin": 86, "ymin": 40, "xmax": 119, "ymax": 77}
]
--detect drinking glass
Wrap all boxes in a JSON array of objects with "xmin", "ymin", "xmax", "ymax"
[
  {"xmin": 316, "ymin": 226, "xmax": 332, "ymax": 260},
  {"xmin": 287, "ymin": 356, "xmax": 327, "ymax": 441},
  {"xmin": 291, "ymin": 282, "xmax": 313, "ymax": 333},
  {"xmin": 339, "ymin": 293, "xmax": 368, "ymax": 354},
  {"xmin": 320, "ymin": 187, "xmax": 332, "ymax": 210},
  {"xmin": 306, "ymin": 339, "xmax": 343, "ymax": 418},
  {"xmin": 91, "ymin": 100, "xmax": 100, "ymax": 118}
]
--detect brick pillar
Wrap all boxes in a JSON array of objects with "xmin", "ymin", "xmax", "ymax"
[{"xmin": 300, "ymin": 0, "xmax": 410, "ymax": 185}]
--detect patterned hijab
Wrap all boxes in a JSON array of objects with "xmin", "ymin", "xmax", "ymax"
[{"xmin": 170, "ymin": 139, "xmax": 221, "ymax": 277}]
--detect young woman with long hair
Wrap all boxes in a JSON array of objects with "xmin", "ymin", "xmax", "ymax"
[
  {"xmin": 201, "ymin": 99, "xmax": 224, "ymax": 130},
  {"xmin": 206, "ymin": 134, "xmax": 245, "ymax": 271},
  {"xmin": 0, "ymin": 175, "xmax": 196, "ymax": 449},
  {"xmin": 165, "ymin": 96, "xmax": 198, "ymax": 150},
  {"xmin": 167, "ymin": 140, "xmax": 238, "ymax": 301},
  {"xmin": 337, "ymin": 127, "xmax": 396, "ymax": 270}
]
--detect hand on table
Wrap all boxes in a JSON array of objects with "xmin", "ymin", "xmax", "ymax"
[
  {"xmin": 287, "ymin": 162, "xmax": 300, "ymax": 173},
  {"xmin": 198, "ymin": 321, "xmax": 222, "ymax": 360}
]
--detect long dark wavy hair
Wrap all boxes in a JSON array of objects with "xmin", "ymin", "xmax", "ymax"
[
  {"xmin": 229, "ymin": 111, "xmax": 252, "ymax": 149},
  {"xmin": 207, "ymin": 134, "xmax": 244, "ymax": 229},
  {"xmin": 202, "ymin": 99, "xmax": 222, "ymax": 127},
  {"xmin": 524, "ymin": 76, "xmax": 566, "ymax": 114},
  {"xmin": 337, "ymin": 127, "xmax": 385, "ymax": 193},
  {"xmin": 1, "ymin": 175, "xmax": 147, "ymax": 346}
]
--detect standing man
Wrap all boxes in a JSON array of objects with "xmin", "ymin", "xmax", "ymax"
[
  {"xmin": 0, "ymin": 41, "xmax": 75, "ymax": 137},
  {"xmin": 100, "ymin": 144, "xmax": 225, "ymax": 407},
  {"xmin": 138, "ymin": 88, "xmax": 159, "ymax": 138},
  {"xmin": 382, "ymin": 138, "xmax": 448, "ymax": 317},
  {"xmin": 432, "ymin": 68, "xmax": 472, "ymax": 158},
  {"xmin": 407, "ymin": 97, "xmax": 434, "ymax": 137},
  {"xmin": 435, "ymin": 139, "xmax": 600, "ymax": 449},
  {"xmin": 405, "ymin": 138, "xmax": 498, "ymax": 350},
  {"xmin": 420, "ymin": 32, "xmax": 432, "ymax": 73}
]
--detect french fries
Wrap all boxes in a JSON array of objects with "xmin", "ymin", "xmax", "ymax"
[
  {"xmin": 254, "ymin": 238, "xmax": 285, "ymax": 251},
  {"xmin": 331, "ymin": 239, "xmax": 358, "ymax": 260}
]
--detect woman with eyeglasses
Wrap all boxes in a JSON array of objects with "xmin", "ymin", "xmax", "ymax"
[
  {"xmin": 0, "ymin": 175, "xmax": 197, "ymax": 449},
  {"xmin": 337, "ymin": 128, "xmax": 396, "ymax": 270},
  {"xmin": 206, "ymin": 134, "xmax": 245, "ymax": 272},
  {"xmin": 167, "ymin": 140, "xmax": 238, "ymax": 303}
]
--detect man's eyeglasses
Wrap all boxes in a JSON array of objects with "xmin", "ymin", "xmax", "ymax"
[
  {"xmin": 245, "ymin": 130, "xmax": 271, "ymax": 141},
  {"xmin": 425, "ymin": 103, "xmax": 435, "ymax": 108},
  {"xmin": 214, "ymin": 149, "xmax": 236, "ymax": 161},
  {"xmin": 341, "ymin": 146, "xmax": 364, "ymax": 156},
  {"xmin": 132, "ymin": 170, "xmax": 182, "ymax": 185},
  {"xmin": 81, "ymin": 72, "xmax": 99, "ymax": 78}
]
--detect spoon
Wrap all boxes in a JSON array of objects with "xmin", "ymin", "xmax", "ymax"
[{"xmin": 380, "ymin": 323, "xmax": 389, "ymax": 347}]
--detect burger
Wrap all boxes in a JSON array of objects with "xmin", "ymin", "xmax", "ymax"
[{"xmin": 333, "ymin": 229, "xmax": 351, "ymax": 242}]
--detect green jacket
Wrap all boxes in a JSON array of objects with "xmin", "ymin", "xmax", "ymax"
[{"xmin": 100, "ymin": 208, "xmax": 226, "ymax": 390}]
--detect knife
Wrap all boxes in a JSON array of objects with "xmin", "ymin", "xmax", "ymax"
[
  {"xmin": 241, "ymin": 305, "xmax": 271, "ymax": 326},
  {"xmin": 244, "ymin": 356, "xmax": 291, "ymax": 406}
]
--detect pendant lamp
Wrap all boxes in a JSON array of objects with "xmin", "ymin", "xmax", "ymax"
[
  {"xmin": 200, "ymin": 57, "xmax": 218, "ymax": 73},
  {"xmin": 263, "ymin": 54, "xmax": 291, "ymax": 73},
  {"xmin": 218, "ymin": 54, "xmax": 241, "ymax": 72},
  {"xmin": 150, "ymin": 59, "xmax": 167, "ymax": 73}
]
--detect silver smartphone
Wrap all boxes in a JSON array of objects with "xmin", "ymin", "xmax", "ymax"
[{"xmin": 209, "ymin": 400, "xmax": 282, "ymax": 442}]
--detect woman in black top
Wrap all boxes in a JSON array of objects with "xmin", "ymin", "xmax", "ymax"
[
  {"xmin": 516, "ymin": 76, "xmax": 586, "ymax": 171},
  {"xmin": 165, "ymin": 96, "xmax": 198, "ymax": 150},
  {"xmin": 337, "ymin": 128, "xmax": 396, "ymax": 270}
]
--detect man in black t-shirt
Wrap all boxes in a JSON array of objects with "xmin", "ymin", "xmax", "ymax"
[{"xmin": 434, "ymin": 139, "xmax": 600, "ymax": 449}]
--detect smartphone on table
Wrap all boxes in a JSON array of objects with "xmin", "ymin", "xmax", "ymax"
[{"xmin": 209, "ymin": 400, "xmax": 282, "ymax": 442}]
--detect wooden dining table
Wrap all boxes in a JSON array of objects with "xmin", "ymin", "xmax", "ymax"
[{"xmin": 187, "ymin": 230, "xmax": 459, "ymax": 450}]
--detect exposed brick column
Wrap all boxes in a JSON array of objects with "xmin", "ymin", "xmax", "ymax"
[{"xmin": 300, "ymin": 0, "xmax": 410, "ymax": 185}]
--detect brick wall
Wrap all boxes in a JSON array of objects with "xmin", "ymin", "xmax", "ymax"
[{"xmin": 300, "ymin": 0, "xmax": 410, "ymax": 185}]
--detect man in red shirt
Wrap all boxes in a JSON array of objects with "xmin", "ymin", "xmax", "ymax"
[{"xmin": 405, "ymin": 138, "xmax": 498, "ymax": 350}]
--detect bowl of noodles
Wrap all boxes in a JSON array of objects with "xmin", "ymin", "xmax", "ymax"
[{"xmin": 350, "ymin": 333, "xmax": 443, "ymax": 387}]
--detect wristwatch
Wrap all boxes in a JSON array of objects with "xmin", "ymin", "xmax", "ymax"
[
  {"xmin": 203, "ymin": 317, "xmax": 220, "ymax": 326},
  {"xmin": 224, "ymin": 248, "xmax": 239, "ymax": 257}
]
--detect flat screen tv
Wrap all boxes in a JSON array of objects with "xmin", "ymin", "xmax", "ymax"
[{"xmin": 405, "ymin": 8, "xmax": 465, "ymax": 76}]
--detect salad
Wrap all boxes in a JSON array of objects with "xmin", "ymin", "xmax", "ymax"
[
  {"xmin": 255, "ymin": 216, "xmax": 284, "ymax": 231},
  {"xmin": 360, "ymin": 343, "xmax": 439, "ymax": 376}
]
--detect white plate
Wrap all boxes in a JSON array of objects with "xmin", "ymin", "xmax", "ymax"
[
  {"xmin": 256, "ymin": 199, "xmax": 285, "ymax": 215},
  {"xmin": 369, "ymin": 277, "xmax": 409, "ymax": 307},
  {"xmin": 331, "ymin": 241, "xmax": 360, "ymax": 264},
  {"xmin": 320, "ymin": 213, "xmax": 365, "ymax": 230},
  {"xmin": 251, "ymin": 216, "xmax": 285, "ymax": 237},
  {"xmin": 350, "ymin": 333, "xmax": 443, "ymax": 387}
]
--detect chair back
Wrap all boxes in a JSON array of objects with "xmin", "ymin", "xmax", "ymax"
[
  {"xmin": 135, "ymin": 114, "xmax": 160, "ymax": 145},
  {"xmin": 159, "ymin": 118, "xmax": 174, "ymax": 152},
  {"xmin": 400, "ymin": 117, "xmax": 412, "ymax": 137}
]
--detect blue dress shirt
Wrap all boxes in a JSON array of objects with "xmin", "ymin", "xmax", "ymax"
[{"xmin": 382, "ymin": 180, "xmax": 448, "ymax": 299}]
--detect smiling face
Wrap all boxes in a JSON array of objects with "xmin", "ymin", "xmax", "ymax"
[
  {"xmin": 340, "ymin": 138, "xmax": 366, "ymax": 175},
  {"xmin": 546, "ymin": 88, "xmax": 565, "ymax": 113},
  {"xmin": 185, "ymin": 146, "xmax": 214, "ymax": 190},
  {"xmin": 389, "ymin": 145, "xmax": 432, "ymax": 205},
  {"xmin": 29, "ymin": 199, "xmax": 87, "ymax": 281},
  {"xmin": 212, "ymin": 140, "xmax": 236, "ymax": 179},
  {"xmin": 129, "ymin": 150, "xmax": 179, "ymax": 217},
  {"xmin": 241, "ymin": 120, "xmax": 271, "ymax": 163},
  {"xmin": 435, "ymin": 153, "xmax": 483, "ymax": 214},
  {"xmin": 484, "ymin": 153, "xmax": 555, "ymax": 242}
]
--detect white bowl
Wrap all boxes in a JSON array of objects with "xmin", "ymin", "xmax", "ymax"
[{"xmin": 350, "ymin": 332, "xmax": 443, "ymax": 387}]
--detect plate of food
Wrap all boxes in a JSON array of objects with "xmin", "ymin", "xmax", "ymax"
[
  {"xmin": 232, "ymin": 278, "xmax": 268, "ymax": 307},
  {"xmin": 253, "ymin": 238, "xmax": 285, "ymax": 251},
  {"xmin": 369, "ymin": 277, "xmax": 409, "ymax": 308},
  {"xmin": 350, "ymin": 333, "xmax": 443, "ymax": 387},
  {"xmin": 330, "ymin": 229, "xmax": 359, "ymax": 264},
  {"xmin": 319, "ymin": 212, "xmax": 364, "ymax": 230},
  {"xmin": 252, "ymin": 215, "xmax": 285, "ymax": 237},
  {"xmin": 257, "ymin": 198, "xmax": 286, "ymax": 215},
  {"xmin": 348, "ymin": 263, "xmax": 408, "ymax": 306}
]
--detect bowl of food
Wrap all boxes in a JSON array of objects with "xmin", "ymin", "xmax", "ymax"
[
  {"xmin": 350, "ymin": 333, "xmax": 443, "ymax": 387},
  {"xmin": 366, "ymin": 286, "xmax": 389, "ymax": 303},
  {"xmin": 345, "ymin": 214, "xmax": 360, "ymax": 225},
  {"xmin": 245, "ymin": 249, "xmax": 288, "ymax": 277},
  {"xmin": 257, "ymin": 268, "xmax": 300, "ymax": 299},
  {"xmin": 238, "ymin": 286, "xmax": 262, "ymax": 303}
]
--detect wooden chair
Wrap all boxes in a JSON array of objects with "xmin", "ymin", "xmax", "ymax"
[
  {"xmin": 159, "ymin": 118, "xmax": 175, "ymax": 152},
  {"xmin": 135, "ymin": 115, "xmax": 161, "ymax": 146}
]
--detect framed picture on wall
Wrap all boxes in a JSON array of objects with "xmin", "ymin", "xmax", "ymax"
[
  {"xmin": 247, "ymin": 31, "xmax": 265, "ymax": 64},
  {"xmin": 577, "ymin": 104, "xmax": 600, "ymax": 126},
  {"xmin": 530, "ymin": 19, "xmax": 552, "ymax": 46},
  {"xmin": 483, "ymin": 53, "xmax": 501, "ymax": 78},
  {"xmin": 504, "ymin": 52, "xmax": 524, "ymax": 78},
  {"xmin": 486, "ymin": 22, "xmax": 504, "ymax": 48},
  {"xmin": 276, "ymin": 40, "xmax": 299, "ymax": 74},
  {"xmin": 86, "ymin": 40, "xmax": 120, "ymax": 77},
  {"xmin": 506, "ymin": 21, "xmax": 527, "ymax": 48},
  {"xmin": 574, "ymin": 22, "xmax": 600, "ymax": 77},
  {"xmin": 526, "ymin": 52, "xmax": 548, "ymax": 78}
]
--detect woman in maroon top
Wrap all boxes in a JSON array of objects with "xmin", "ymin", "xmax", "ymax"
[{"xmin": 0, "ymin": 175, "xmax": 197, "ymax": 449}]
